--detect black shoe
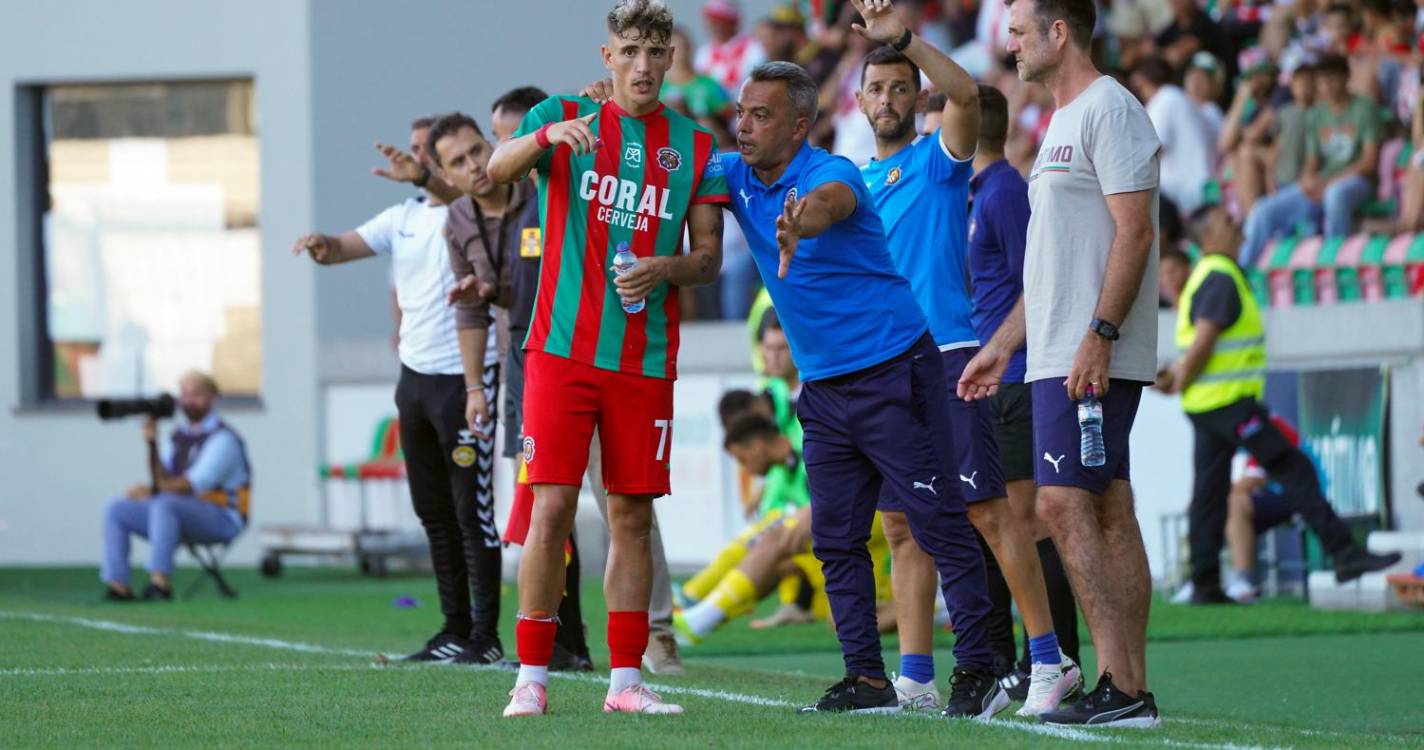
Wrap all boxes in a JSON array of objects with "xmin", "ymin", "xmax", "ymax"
[
  {"xmin": 103, "ymin": 587, "xmax": 135, "ymax": 602},
  {"xmin": 941, "ymin": 667, "xmax": 1009, "ymax": 719},
  {"xmin": 798, "ymin": 675, "xmax": 899, "ymax": 714},
  {"xmin": 451, "ymin": 634, "xmax": 505, "ymax": 666},
  {"xmin": 1039, "ymin": 672, "xmax": 1160, "ymax": 728},
  {"xmin": 140, "ymin": 583, "xmax": 173, "ymax": 601},
  {"xmin": 549, "ymin": 641, "xmax": 595, "ymax": 672},
  {"xmin": 403, "ymin": 632, "xmax": 474, "ymax": 662},
  {"xmin": 1189, "ymin": 586, "xmax": 1238, "ymax": 605},
  {"xmin": 996, "ymin": 662, "xmax": 1030, "ymax": 702},
  {"xmin": 1334, "ymin": 547, "xmax": 1402, "ymax": 583}
]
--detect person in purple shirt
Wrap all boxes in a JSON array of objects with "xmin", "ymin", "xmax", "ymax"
[{"xmin": 966, "ymin": 84, "xmax": 1083, "ymax": 700}]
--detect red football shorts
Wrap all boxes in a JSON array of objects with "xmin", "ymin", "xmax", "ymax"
[{"xmin": 520, "ymin": 350, "xmax": 675, "ymax": 497}]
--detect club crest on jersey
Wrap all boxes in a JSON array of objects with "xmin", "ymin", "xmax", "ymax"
[
  {"xmin": 624, "ymin": 144, "xmax": 643, "ymax": 166},
  {"xmin": 656, "ymin": 147, "xmax": 682, "ymax": 172},
  {"xmin": 885, "ymin": 166, "xmax": 902, "ymax": 186},
  {"xmin": 786, "ymin": 187, "xmax": 799, "ymax": 203},
  {"xmin": 522, "ymin": 436, "xmax": 536, "ymax": 464},
  {"xmin": 452, "ymin": 446, "xmax": 476, "ymax": 468}
]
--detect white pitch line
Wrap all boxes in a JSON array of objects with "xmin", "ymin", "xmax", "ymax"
[
  {"xmin": 0, "ymin": 663, "xmax": 374, "ymax": 678},
  {"xmin": 0, "ymin": 608, "xmax": 1297, "ymax": 750}
]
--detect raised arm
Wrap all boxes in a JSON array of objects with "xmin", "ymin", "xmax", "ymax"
[
  {"xmin": 850, "ymin": 0, "xmax": 978, "ymax": 158},
  {"xmin": 291, "ymin": 231, "xmax": 377, "ymax": 265},
  {"xmin": 776, "ymin": 182, "xmax": 857, "ymax": 278},
  {"xmin": 487, "ymin": 112, "xmax": 598, "ymax": 184}
]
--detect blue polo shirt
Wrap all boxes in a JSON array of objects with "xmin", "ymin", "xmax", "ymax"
[
  {"xmin": 721, "ymin": 143, "xmax": 928, "ymax": 382},
  {"xmin": 861, "ymin": 131, "xmax": 978, "ymax": 351},
  {"xmin": 967, "ymin": 159, "xmax": 1031, "ymax": 383}
]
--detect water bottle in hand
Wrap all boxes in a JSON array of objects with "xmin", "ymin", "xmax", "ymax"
[
  {"xmin": 611, "ymin": 242, "xmax": 645, "ymax": 314},
  {"xmin": 1078, "ymin": 385, "xmax": 1106, "ymax": 468}
]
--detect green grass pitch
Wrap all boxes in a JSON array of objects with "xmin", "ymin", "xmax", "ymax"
[{"xmin": 2, "ymin": 567, "xmax": 1421, "ymax": 748}]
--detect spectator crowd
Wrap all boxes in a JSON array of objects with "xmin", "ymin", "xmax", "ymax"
[{"xmin": 676, "ymin": 0, "xmax": 1424, "ymax": 319}]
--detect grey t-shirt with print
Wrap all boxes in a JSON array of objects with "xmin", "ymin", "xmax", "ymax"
[{"xmin": 1024, "ymin": 76, "xmax": 1162, "ymax": 384}]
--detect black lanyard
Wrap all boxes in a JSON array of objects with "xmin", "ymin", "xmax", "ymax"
[{"xmin": 470, "ymin": 185, "xmax": 514, "ymax": 284}]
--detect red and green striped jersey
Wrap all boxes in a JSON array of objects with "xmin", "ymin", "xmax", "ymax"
[{"xmin": 515, "ymin": 95, "xmax": 730, "ymax": 379}]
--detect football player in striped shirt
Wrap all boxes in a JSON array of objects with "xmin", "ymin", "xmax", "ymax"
[{"xmin": 486, "ymin": 0, "xmax": 728, "ymax": 718}]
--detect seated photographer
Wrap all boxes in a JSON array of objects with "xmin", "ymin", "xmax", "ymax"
[{"xmin": 101, "ymin": 371, "xmax": 251, "ymax": 601}]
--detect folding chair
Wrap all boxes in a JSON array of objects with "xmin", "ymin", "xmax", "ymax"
[{"xmin": 185, "ymin": 541, "xmax": 238, "ymax": 599}]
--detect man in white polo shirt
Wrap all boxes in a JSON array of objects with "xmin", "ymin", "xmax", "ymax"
[{"xmin": 292, "ymin": 116, "xmax": 505, "ymax": 666}]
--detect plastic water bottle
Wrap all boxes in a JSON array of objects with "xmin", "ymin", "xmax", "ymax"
[
  {"xmin": 1078, "ymin": 385, "xmax": 1106, "ymax": 468},
  {"xmin": 612, "ymin": 242, "xmax": 645, "ymax": 314}
]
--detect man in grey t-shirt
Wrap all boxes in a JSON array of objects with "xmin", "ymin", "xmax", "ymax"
[{"xmin": 960, "ymin": 0, "xmax": 1162, "ymax": 730}]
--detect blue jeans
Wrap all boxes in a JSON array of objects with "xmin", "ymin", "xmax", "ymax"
[
  {"xmin": 1239, "ymin": 176, "xmax": 1373, "ymax": 268},
  {"xmin": 101, "ymin": 493, "xmax": 243, "ymax": 585}
]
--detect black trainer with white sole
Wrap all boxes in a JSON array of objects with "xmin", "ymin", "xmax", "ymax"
[
  {"xmin": 941, "ymin": 667, "xmax": 1009, "ymax": 720},
  {"xmin": 403, "ymin": 632, "xmax": 474, "ymax": 663},
  {"xmin": 1038, "ymin": 672, "xmax": 1161, "ymax": 728},
  {"xmin": 799, "ymin": 675, "xmax": 900, "ymax": 714},
  {"xmin": 451, "ymin": 635, "xmax": 505, "ymax": 666}
]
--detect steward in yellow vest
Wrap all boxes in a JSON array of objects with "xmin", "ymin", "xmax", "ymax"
[{"xmin": 1155, "ymin": 207, "xmax": 1395, "ymax": 602}]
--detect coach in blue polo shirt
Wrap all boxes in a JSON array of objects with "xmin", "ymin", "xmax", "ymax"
[{"xmin": 719, "ymin": 60, "xmax": 994, "ymax": 718}]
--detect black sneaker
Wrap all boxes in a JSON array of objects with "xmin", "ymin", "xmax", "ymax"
[
  {"xmin": 798, "ymin": 675, "xmax": 900, "ymax": 714},
  {"xmin": 549, "ymin": 641, "xmax": 595, "ymax": 672},
  {"xmin": 451, "ymin": 634, "xmax": 505, "ymax": 666},
  {"xmin": 140, "ymin": 583, "xmax": 173, "ymax": 602},
  {"xmin": 1039, "ymin": 672, "xmax": 1161, "ymax": 728},
  {"xmin": 1189, "ymin": 586, "xmax": 1238, "ymax": 605},
  {"xmin": 1334, "ymin": 547, "xmax": 1402, "ymax": 583},
  {"xmin": 941, "ymin": 667, "xmax": 1009, "ymax": 720},
  {"xmin": 998, "ymin": 664, "xmax": 1030, "ymax": 702},
  {"xmin": 403, "ymin": 632, "xmax": 473, "ymax": 663},
  {"xmin": 103, "ymin": 587, "xmax": 135, "ymax": 602}
]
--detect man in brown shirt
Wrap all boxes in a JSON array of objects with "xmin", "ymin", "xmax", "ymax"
[{"xmin": 428, "ymin": 113, "xmax": 531, "ymax": 435}]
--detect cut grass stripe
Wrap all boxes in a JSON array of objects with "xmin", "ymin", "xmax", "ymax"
[{"xmin": 0, "ymin": 608, "xmax": 1303, "ymax": 750}]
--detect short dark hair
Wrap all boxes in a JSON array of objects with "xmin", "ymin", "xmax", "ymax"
[
  {"xmin": 718, "ymin": 389, "xmax": 766, "ymax": 428},
  {"xmin": 425, "ymin": 112, "xmax": 485, "ymax": 167},
  {"xmin": 1161, "ymin": 246, "xmax": 1192, "ymax": 266},
  {"xmin": 723, "ymin": 412, "xmax": 781, "ymax": 449},
  {"xmin": 1316, "ymin": 53, "xmax": 1350, "ymax": 78},
  {"xmin": 748, "ymin": 61, "xmax": 820, "ymax": 121},
  {"xmin": 1132, "ymin": 56, "xmax": 1175, "ymax": 88},
  {"xmin": 411, "ymin": 116, "xmax": 436, "ymax": 131},
  {"xmin": 861, "ymin": 46, "xmax": 922, "ymax": 91},
  {"xmin": 1010, "ymin": 0, "xmax": 1096, "ymax": 51},
  {"xmin": 492, "ymin": 86, "xmax": 549, "ymax": 117},
  {"xmin": 977, "ymin": 84, "xmax": 1009, "ymax": 152},
  {"xmin": 607, "ymin": 0, "xmax": 674, "ymax": 46},
  {"xmin": 757, "ymin": 308, "xmax": 784, "ymax": 343},
  {"xmin": 926, "ymin": 92, "xmax": 948, "ymax": 112}
]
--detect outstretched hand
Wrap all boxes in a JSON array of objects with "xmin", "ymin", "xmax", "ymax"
[
  {"xmin": 848, "ymin": 0, "xmax": 907, "ymax": 45},
  {"xmin": 372, "ymin": 142, "xmax": 426, "ymax": 184},
  {"xmin": 775, "ymin": 193, "xmax": 809, "ymax": 279},
  {"xmin": 447, "ymin": 274, "xmax": 497, "ymax": 306}
]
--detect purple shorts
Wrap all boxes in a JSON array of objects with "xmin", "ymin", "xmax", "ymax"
[
  {"xmin": 1030, "ymin": 379, "xmax": 1142, "ymax": 494},
  {"xmin": 881, "ymin": 347, "xmax": 1007, "ymax": 510}
]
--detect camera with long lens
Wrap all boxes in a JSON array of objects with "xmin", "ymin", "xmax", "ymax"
[{"xmin": 96, "ymin": 393, "xmax": 176, "ymax": 421}]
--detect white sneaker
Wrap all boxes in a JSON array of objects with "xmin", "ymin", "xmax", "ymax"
[
  {"xmin": 604, "ymin": 684, "xmax": 684, "ymax": 715},
  {"xmin": 1016, "ymin": 652, "xmax": 1084, "ymax": 717},
  {"xmin": 892, "ymin": 674, "xmax": 941, "ymax": 712},
  {"xmin": 1225, "ymin": 578, "xmax": 1258, "ymax": 604},
  {"xmin": 1170, "ymin": 582, "xmax": 1195, "ymax": 604},
  {"xmin": 502, "ymin": 681, "xmax": 548, "ymax": 718}
]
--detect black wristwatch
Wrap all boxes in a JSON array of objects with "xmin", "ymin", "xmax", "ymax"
[
  {"xmin": 892, "ymin": 28, "xmax": 914, "ymax": 52},
  {"xmin": 413, "ymin": 166, "xmax": 431, "ymax": 189},
  {"xmin": 1089, "ymin": 318, "xmax": 1121, "ymax": 341}
]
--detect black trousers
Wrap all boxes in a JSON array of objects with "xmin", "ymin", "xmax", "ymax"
[
  {"xmin": 1188, "ymin": 396, "xmax": 1354, "ymax": 590},
  {"xmin": 395, "ymin": 364, "xmax": 501, "ymax": 641}
]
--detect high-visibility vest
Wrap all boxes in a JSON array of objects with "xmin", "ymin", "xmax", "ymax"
[{"xmin": 1175, "ymin": 254, "xmax": 1266, "ymax": 414}]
